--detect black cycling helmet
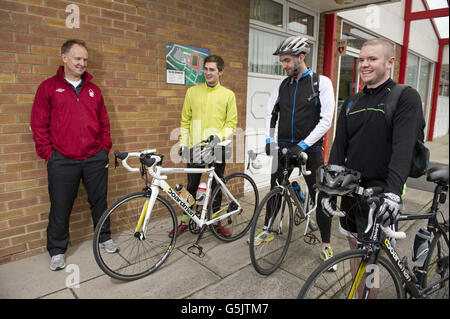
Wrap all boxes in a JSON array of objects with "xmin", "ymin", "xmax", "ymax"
[
  {"xmin": 315, "ymin": 164, "xmax": 361, "ymax": 196},
  {"xmin": 273, "ymin": 36, "xmax": 310, "ymax": 56}
]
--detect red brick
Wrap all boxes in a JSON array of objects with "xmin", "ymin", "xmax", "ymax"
[
  {"xmin": 0, "ymin": 243, "xmax": 26, "ymax": 259},
  {"xmin": 28, "ymin": 5, "xmax": 58, "ymax": 18},
  {"xmin": 0, "ymin": 1, "xmax": 27, "ymax": 13}
]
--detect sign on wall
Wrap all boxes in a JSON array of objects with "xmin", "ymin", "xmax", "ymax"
[
  {"xmin": 166, "ymin": 43, "xmax": 210, "ymax": 85},
  {"xmin": 336, "ymin": 39, "xmax": 347, "ymax": 56}
]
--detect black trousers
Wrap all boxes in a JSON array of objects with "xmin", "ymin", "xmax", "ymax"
[
  {"xmin": 186, "ymin": 162, "xmax": 226, "ymax": 211},
  {"xmin": 269, "ymin": 149, "xmax": 332, "ymax": 243},
  {"xmin": 46, "ymin": 149, "xmax": 110, "ymax": 256}
]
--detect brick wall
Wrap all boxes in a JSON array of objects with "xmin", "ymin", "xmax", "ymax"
[{"xmin": 0, "ymin": 0, "xmax": 250, "ymax": 264}]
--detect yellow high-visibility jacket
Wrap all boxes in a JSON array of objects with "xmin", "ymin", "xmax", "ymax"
[{"xmin": 180, "ymin": 82, "xmax": 238, "ymax": 148}]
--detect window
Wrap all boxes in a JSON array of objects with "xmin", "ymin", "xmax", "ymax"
[
  {"xmin": 406, "ymin": 53, "xmax": 419, "ymax": 89},
  {"xmin": 250, "ymin": 0, "xmax": 315, "ymax": 36},
  {"xmin": 250, "ymin": 0, "xmax": 283, "ymax": 27},
  {"xmin": 341, "ymin": 23, "xmax": 375, "ymax": 50},
  {"xmin": 418, "ymin": 60, "xmax": 432, "ymax": 104},
  {"xmin": 439, "ymin": 64, "xmax": 449, "ymax": 97},
  {"xmin": 406, "ymin": 52, "xmax": 435, "ymax": 104},
  {"xmin": 248, "ymin": 28, "xmax": 314, "ymax": 76},
  {"xmin": 249, "ymin": 29, "xmax": 285, "ymax": 75},
  {"xmin": 288, "ymin": 8, "xmax": 314, "ymax": 36},
  {"xmin": 248, "ymin": 1, "xmax": 317, "ymax": 76}
]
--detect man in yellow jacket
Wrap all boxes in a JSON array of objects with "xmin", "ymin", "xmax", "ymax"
[{"xmin": 170, "ymin": 55, "xmax": 238, "ymax": 238}]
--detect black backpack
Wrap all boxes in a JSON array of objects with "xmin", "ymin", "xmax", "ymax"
[{"xmin": 345, "ymin": 84, "xmax": 429, "ymax": 178}]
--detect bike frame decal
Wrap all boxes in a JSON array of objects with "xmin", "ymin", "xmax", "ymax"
[
  {"xmin": 384, "ymin": 238, "xmax": 412, "ymax": 282},
  {"xmin": 164, "ymin": 184, "xmax": 196, "ymax": 218}
]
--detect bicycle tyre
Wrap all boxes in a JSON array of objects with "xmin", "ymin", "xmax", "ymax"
[
  {"xmin": 421, "ymin": 221, "xmax": 449, "ymax": 299},
  {"xmin": 208, "ymin": 172, "xmax": 259, "ymax": 242},
  {"xmin": 298, "ymin": 249, "xmax": 405, "ymax": 299},
  {"xmin": 249, "ymin": 187, "xmax": 293, "ymax": 276},
  {"xmin": 93, "ymin": 191, "xmax": 177, "ymax": 281}
]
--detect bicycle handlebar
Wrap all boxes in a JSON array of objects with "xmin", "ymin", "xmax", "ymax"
[
  {"xmin": 114, "ymin": 149, "xmax": 165, "ymax": 180},
  {"xmin": 380, "ymin": 225, "xmax": 407, "ymax": 239},
  {"xmin": 364, "ymin": 195, "xmax": 406, "ymax": 239},
  {"xmin": 321, "ymin": 197, "xmax": 346, "ymax": 217},
  {"xmin": 278, "ymin": 147, "xmax": 311, "ymax": 176},
  {"xmin": 321, "ymin": 186, "xmax": 407, "ymax": 239}
]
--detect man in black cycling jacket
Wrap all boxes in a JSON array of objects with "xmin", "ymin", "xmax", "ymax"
[
  {"xmin": 255, "ymin": 36, "xmax": 336, "ymax": 265},
  {"xmin": 328, "ymin": 38, "xmax": 425, "ymax": 250}
]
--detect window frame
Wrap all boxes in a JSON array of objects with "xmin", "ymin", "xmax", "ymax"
[
  {"xmin": 406, "ymin": 50, "xmax": 435, "ymax": 135},
  {"xmin": 248, "ymin": 0, "xmax": 319, "ymax": 78}
]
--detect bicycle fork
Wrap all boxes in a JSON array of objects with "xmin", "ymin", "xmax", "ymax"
[
  {"xmin": 134, "ymin": 186, "xmax": 159, "ymax": 240},
  {"xmin": 348, "ymin": 246, "xmax": 381, "ymax": 299}
]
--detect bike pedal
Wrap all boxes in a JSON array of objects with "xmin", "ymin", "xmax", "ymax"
[
  {"xmin": 304, "ymin": 233, "xmax": 321, "ymax": 245},
  {"xmin": 187, "ymin": 243, "xmax": 205, "ymax": 258}
]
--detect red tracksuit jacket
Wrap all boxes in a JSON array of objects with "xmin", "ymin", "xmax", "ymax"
[{"xmin": 31, "ymin": 66, "xmax": 112, "ymax": 161}]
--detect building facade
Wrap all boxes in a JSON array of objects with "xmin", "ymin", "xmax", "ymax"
[{"xmin": 0, "ymin": 0, "xmax": 448, "ymax": 263}]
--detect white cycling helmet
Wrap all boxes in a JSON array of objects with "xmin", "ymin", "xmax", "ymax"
[{"xmin": 273, "ymin": 36, "xmax": 310, "ymax": 56}]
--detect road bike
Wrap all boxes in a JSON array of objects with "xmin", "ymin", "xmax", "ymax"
[
  {"xmin": 93, "ymin": 138, "xmax": 259, "ymax": 281},
  {"xmin": 248, "ymin": 148, "xmax": 318, "ymax": 275},
  {"xmin": 298, "ymin": 165, "xmax": 449, "ymax": 299}
]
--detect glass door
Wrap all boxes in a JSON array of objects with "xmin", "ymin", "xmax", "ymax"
[{"xmin": 337, "ymin": 53, "xmax": 361, "ymax": 119}]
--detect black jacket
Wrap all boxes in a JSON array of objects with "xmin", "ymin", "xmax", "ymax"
[
  {"xmin": 270, "ymin": 73, "xmax": 322, "ymax": 146},
  {"xmin": 329, "ymin": 78, "xmax": 425, "ymax": 196}
]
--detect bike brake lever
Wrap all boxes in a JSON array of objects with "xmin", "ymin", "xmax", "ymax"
[
  {"xmin": 364, "ymin": 202, "xmax": 378, "ymax": 234},
  {"xmin": 300, "ymin": 152, "xmax": 311, "ymax": 175}
]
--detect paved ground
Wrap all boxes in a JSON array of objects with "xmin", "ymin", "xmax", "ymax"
[{"xmin": 0, "ymin": 135, "xmax": 448, "ymax": 306}]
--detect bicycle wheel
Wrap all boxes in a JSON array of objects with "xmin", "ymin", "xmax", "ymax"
[
  {"xmin": 208, "ymin": 172, "xmax": 259, "ymax": 242},
  {"xmin": 93, "ymin": 191, "xmax": 177, "ymax": 281},
  {"xmin": 249, "ymin": 187, "xmax": 293, "ymax": 276},
  {"xmin": 298, "ymin": 249, "xmax": 405, "ymax": 299},
  {"xmin": 421, "ymin": 222, "xmax": 449, "ymax": 299}
]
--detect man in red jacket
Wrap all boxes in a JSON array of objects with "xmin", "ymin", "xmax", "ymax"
[{"xmin": 31, "ymin": 39, "xmax": 117, "ymax": 271}]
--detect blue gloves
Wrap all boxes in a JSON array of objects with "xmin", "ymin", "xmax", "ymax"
[{"xmin": 377, "ymin": 193, "xmax": 402, "ymax": 227}]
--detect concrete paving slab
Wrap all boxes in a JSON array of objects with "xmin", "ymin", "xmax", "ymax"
[
  {"xmin": 74, "ymin": 251, "xmax": 220, "ymax": 299},
  {"xmin": 0, "ymin": 252, "xmax": 68, "ymax": 299},
  {"xmin": 189, "ymin": 264, "xmax": 303, "ymax": 299},
  {"xmin": 280, "ymin": 232, "xmax": 349, "ymax": 281},
  {"xmin": 0, "ymin": 239, "xmax": 101, "ymax": 299},
  {"xmin": 41, "ymin": 288, "xmax": 76, "ymax": 299},
  {"xmin": 184, "ymin": 236, "xmax": 253, "ymax": 278}
]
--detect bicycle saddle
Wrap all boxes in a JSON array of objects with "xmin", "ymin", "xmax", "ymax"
[{"xmin": 426, "ymin": 166, "xmax": 449, "ymax": 184}]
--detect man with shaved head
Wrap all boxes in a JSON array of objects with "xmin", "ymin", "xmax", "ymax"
[{"xmin": 327, "ymin": 38, "xmax": 425, "ymax": 254}]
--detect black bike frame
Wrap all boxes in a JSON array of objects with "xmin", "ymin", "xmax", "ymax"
[{"xmin": 362, "ymin": 187, "xmax": 448, "ymax": 299}]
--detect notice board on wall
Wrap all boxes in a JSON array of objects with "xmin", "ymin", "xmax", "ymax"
[{"xmin": 166, "ymin": 43, "xmax": 210, "ymax": 85}]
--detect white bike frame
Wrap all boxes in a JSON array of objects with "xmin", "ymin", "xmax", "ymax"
[{"xmin": 120, "ymin": 151, "xmax": 242, "ymax": 238}]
